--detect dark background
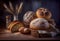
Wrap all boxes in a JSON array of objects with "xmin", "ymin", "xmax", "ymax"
[{"xmin": 0, "ymin": 0, "xmax": 60, "ymax": 29}]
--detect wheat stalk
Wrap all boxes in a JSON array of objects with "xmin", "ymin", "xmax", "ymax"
[
  {"xmin": 17, "ymin": 2, "xmax": 23, "ymax": 14},
  {"xmin": 15, "ymin": 4, "xmax": 18, "ymax": 14},
  {"xmin": 9, "ymin": 1, "xmax": 14, "ymax": 12},
  {"xmin": 3, "ymin": 2, "xmax": 23, "ymax": 15},
  {"xmin": 3, "ymin": 3, "xmax": 13, "ymax": 14}
]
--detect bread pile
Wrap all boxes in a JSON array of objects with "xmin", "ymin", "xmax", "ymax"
[
  {"xmin": 3, "ymin": 2, "xmax": 59, "ymax": 37},
  {"xmin": 23, "ymin": 8, "xmax": 59, "ymax": 37}
]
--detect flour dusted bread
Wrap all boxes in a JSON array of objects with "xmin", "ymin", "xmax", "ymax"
[{"xmin": 30, "ymin": 18, "xmax": 49, "ymax": 30}]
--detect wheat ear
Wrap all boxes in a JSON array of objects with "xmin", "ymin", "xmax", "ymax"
[
  {"xmin": 3, "ymin": 3, "xmax": 13, "ymax": 14},
  {"xmin": 17, "ymin": 2, "xmax": 23, "ymax": 14},
  {"xmin": 9, "ymin": 1, "xmax": 14, "ymax": 12},
  {"xmin": 15, "ymin": 4, "xmax": 18, "ymax": 14}
]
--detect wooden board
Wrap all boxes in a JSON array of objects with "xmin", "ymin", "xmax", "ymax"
[{"xmin": 0, "ymin": 29, "xmax": 60, "ymax": 40}]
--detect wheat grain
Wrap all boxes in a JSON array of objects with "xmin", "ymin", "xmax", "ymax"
[
  {"xmin": 9, "ymin": 1, "xmax": 14, "ymax": 12},
  {"xmin": 17, "ymin": 2, "xmax": 23, "ymax": 14},
  {"xmin": 3, "ymin": 3, "xmax": 13, "ymax": 14},
  {"xmin": 15, "ymin": 4, "xmax": 18, "ymax": 14}
]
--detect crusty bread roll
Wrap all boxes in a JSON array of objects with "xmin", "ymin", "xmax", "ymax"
[
  {"xmin": 48, "ymin": 19, "xmax": 56, "ymax": 26},
  {"xmin": 8, "ymin": 20, "xmax": 24, "ymax": 32},
  {"xmin": 23, "ymin": 11, "xmax": 36, "ymax": 26},
  {"xmin": 19, "ymin": 27, "xmax": 31, "ymax": 34},
  {"xmin": 36, "ymin": 8, "xmax": 52, "ymax": 20}
]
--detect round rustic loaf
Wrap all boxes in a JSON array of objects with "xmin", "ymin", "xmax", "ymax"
[
  {"xmin": 30, "ymin": 18, "xmax": 49, "ymax": 30},
  {"xmin": 23, "ymin": 11, "xmax": 36, "ymax": 26},
  {"xmin": 36, "ymin": 8, "xmax": 52, "ymax": 20}
]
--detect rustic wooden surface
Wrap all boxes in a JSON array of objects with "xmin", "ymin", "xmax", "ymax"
[{"xmin": 0, "ymin": 29, "xmax": 60, "ymax": 40}]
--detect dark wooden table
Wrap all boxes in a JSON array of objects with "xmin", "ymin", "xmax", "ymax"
[{"xmin": 0, "ymin": 29, "xmax": 60, "ymax": 40}]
